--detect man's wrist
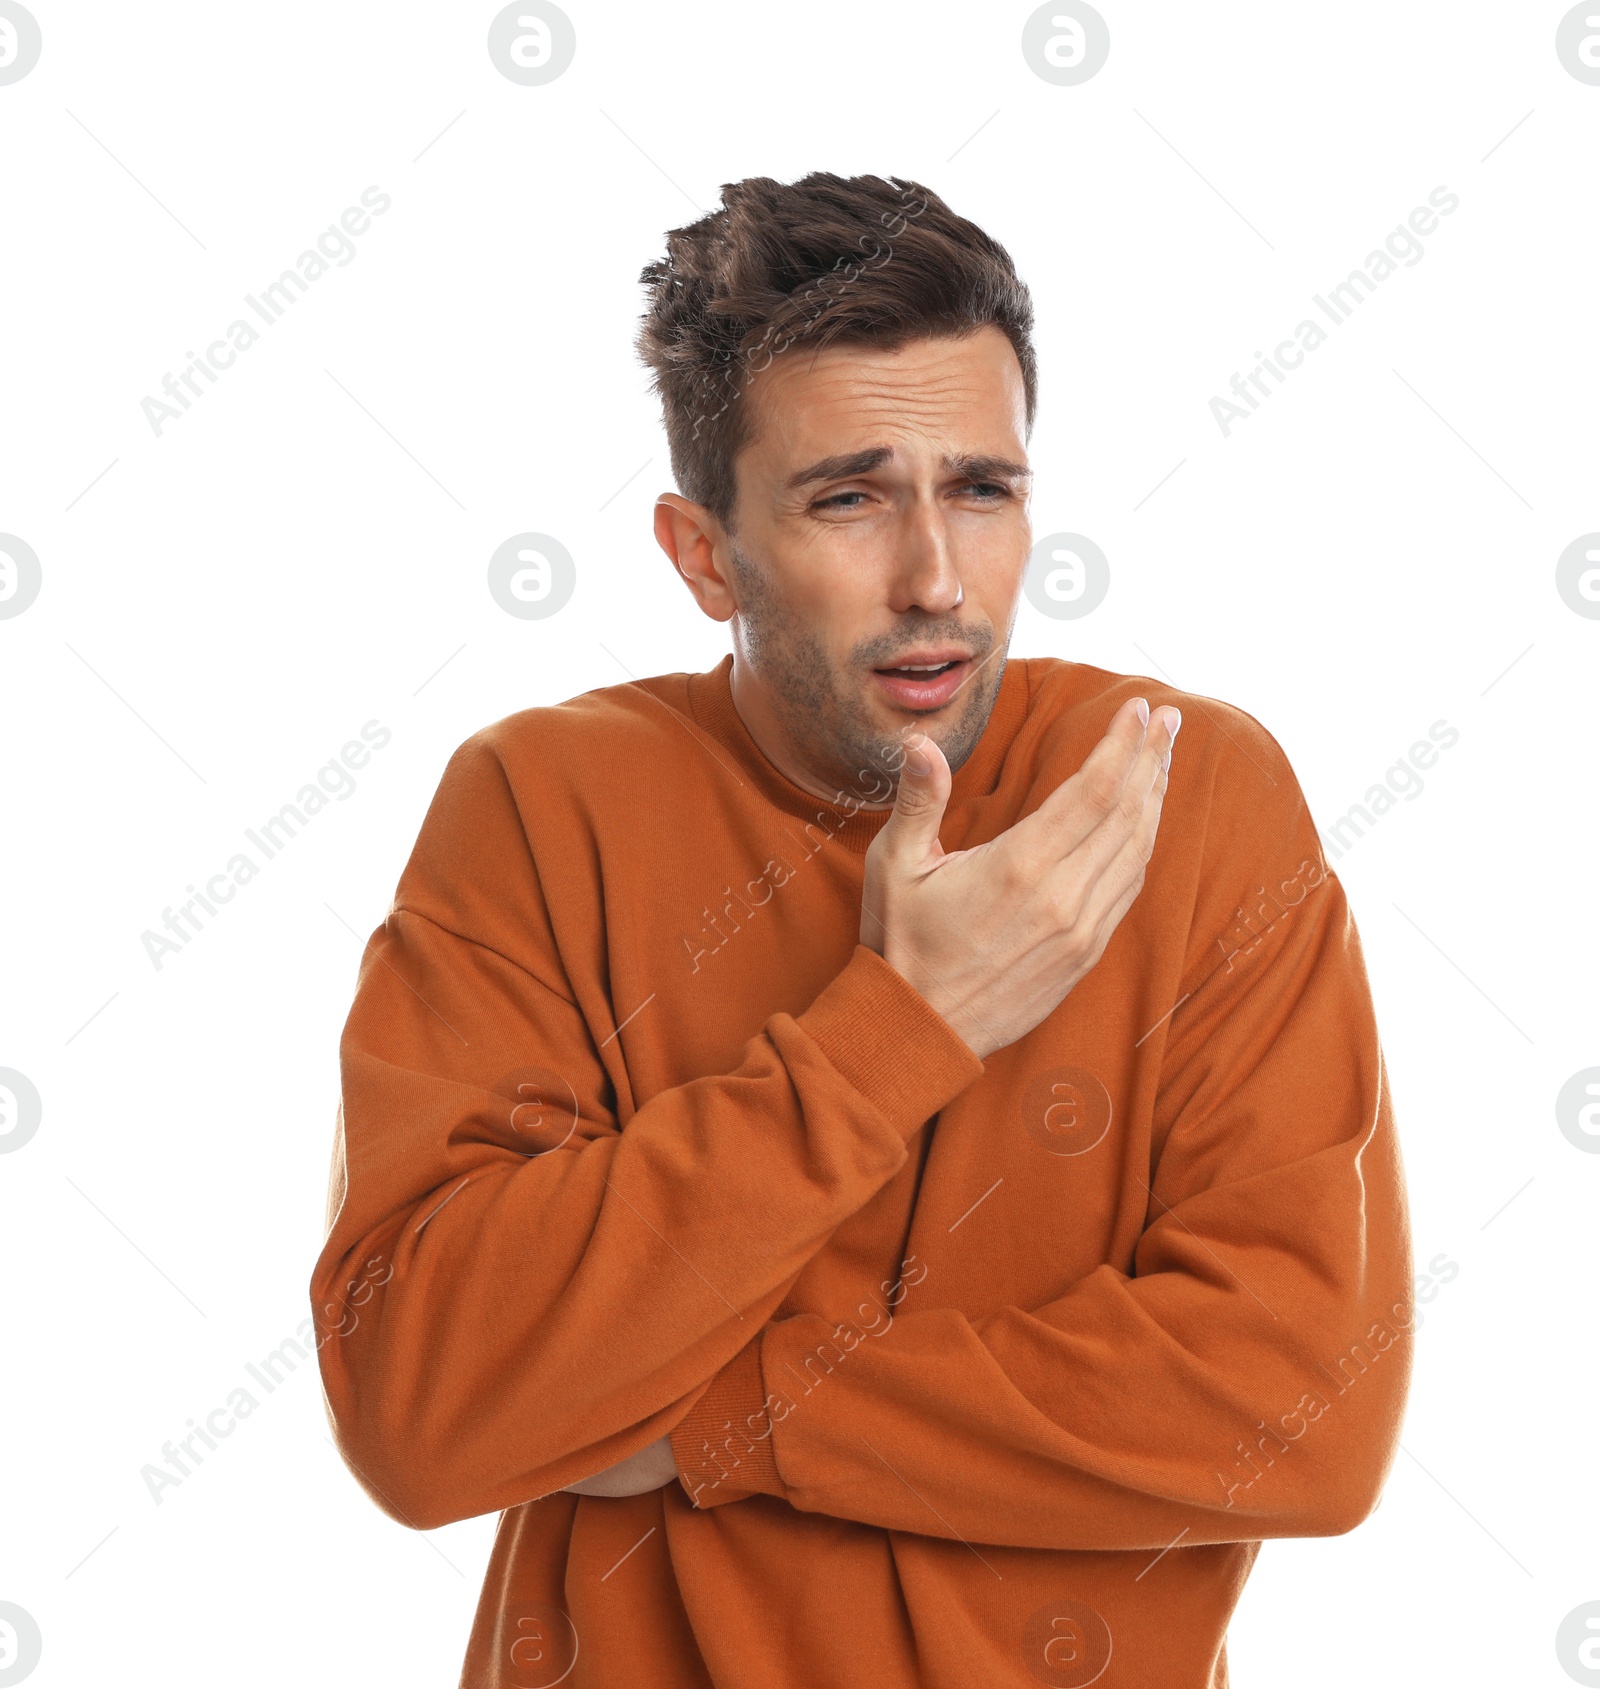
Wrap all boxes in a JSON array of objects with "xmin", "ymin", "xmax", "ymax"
[
  {"xmin": 795, "ymin": 945, "xmax": 985, "ymax": 1139},
  {"xmin": 879, "ymin": 944, "xmax": 994, "ymax": 1062},
  {"xmin": 671, "ymin": 1334, "xmax": 784, "ymax": 1509}
]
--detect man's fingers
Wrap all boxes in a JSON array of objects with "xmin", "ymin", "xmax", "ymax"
[
  {"xmin": 1038, "ymin": 707, "xmax": 1176, "ymax": 929},
  {"xmin": 1083, "ymin": 863, "xmax": 1148, "ymax": 976},
  {"xmin": 1020, "ymin": 701, "xmax": 1179, "ymax": 877},
  {"xmin": 1011, "ymin": 696, "xmax": 1170, "ymax": 862},
  {"xmin": 1086, "ymin": 705, "xmax": 1179, "ymax": 863},
  {"xmin": 1076, "ymin": 749, "xmax": 1173, "ymax": 935}
]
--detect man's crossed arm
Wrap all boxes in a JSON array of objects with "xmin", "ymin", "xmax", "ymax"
[{"xmin": 313, "ymin": 699, "xmax": 1409, "ymax": 1547}]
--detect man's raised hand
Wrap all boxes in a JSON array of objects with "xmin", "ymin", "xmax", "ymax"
[{"xmin": 860, "ymin": 696, "xmax": 1181, "ymax": 1062}]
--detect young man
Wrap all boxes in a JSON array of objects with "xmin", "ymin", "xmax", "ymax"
[{"xmin": 312, "ymin": 174, "xmax": 1412, "ymax": 1688}]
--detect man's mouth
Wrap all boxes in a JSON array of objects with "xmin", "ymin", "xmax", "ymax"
[
  {"xmin": 877, "ymin": 659, "xmax": 961, "ymax": 678},
  {"xmin": 870, "ymin": 652, "xmax": 974, "ymax": 711}
]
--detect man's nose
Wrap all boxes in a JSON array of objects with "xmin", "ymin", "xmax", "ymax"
[{"xmin": 887, "ymin": 497, "xmax": 964, "ymax": 614}]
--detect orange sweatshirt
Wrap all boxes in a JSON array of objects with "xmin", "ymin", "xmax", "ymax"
[{"xmin": 312, "ymin": 653, "xmax": 1412, "ymax": 1689}]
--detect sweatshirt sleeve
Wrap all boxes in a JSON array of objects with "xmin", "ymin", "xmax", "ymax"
[
  {"xmin": 310, "ymin": 732, "xmax": 983, "ymax": 1531},
  {"xmin": 672, "ymin": 722, "xmax": 1414, "ymax": 1550}
]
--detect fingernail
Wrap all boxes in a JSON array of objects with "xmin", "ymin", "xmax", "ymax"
[
  {"xmin": 1134, "ymin": 697, "xmax": 1150, "ymax": 726},
  {"xmin": 903, "ymin": 735, "xmax": 929, "ymax": 776},
  {"xmin": 1167, "ymin": 708, "xmax": 1183, "ymax": 740}
]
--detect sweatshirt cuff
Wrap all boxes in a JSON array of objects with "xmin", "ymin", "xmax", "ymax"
[
  {"xmin": 672, "ymin": 1331, "xmax": 785, "ymax": 1509},
  {"xmin": 795, "ymin": 944, "xmax": 984, "ymax": 1141}
]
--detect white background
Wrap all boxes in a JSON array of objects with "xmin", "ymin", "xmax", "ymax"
[{"xmin": 2, "ymin": 2, "xmax": 1597, "ymax": 1684}]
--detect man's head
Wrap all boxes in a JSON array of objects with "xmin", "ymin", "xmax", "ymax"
[{"xmin": 637, "ymin": 174, "xmax": 1038, "ymax": 807}]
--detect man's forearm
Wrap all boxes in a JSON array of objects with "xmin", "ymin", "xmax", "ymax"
[{"xmin": 316, "ymin": 909, "xmax": 982, "ymax": 1532}]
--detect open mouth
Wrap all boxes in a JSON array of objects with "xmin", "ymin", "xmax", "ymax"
[
  {"xmin": 874, "ymin": 660, "xmax": 962, "ymax": 680},
  {"xmin": 870, "ymin": 655, "xmax": 973, "ymax": 711}
]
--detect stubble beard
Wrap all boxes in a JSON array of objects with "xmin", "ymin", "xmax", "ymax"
[{"xmin": 727, "ymin": 540, "xmax": 1007, "ymax": 802}]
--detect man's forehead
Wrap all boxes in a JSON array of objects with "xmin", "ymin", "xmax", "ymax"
[{"xmin": 742, "ymin": 328, "xmax": 1028, "ymax": 470}]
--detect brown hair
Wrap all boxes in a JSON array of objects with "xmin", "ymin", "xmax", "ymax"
[{"xmin": 635, "ymin": 172, "xmax": 1037, "ymax": 527}]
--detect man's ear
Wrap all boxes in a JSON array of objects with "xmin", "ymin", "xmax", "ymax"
[{"xmin": 654, "ymin": 494, "xmax": 737, "ymax": 624}]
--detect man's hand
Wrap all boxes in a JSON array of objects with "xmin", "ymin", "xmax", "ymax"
[
  {"xmin": 559, "ymin": 1434, "xmax": 678, "ymax": 1498},
  {"xmin": 861, "ymin": 696, "xmax": 1181, "ymax": 1062}
]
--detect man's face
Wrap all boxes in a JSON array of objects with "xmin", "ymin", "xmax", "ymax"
[{"xmin": 701, "ymin": 326, "xmax": 1033, "ymax": 800}]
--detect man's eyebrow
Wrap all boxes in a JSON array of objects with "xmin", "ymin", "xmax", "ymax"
[
  {"xmin": 786, "ymin": 448, "xmax": 892, "ymax": 490},
  {"xmin": 944, "ymin": 453, "xmax": 1033, "ymax": 484},
  {"xmin": 785, "ymin": 447, "xmax": 1033, "ymax": 491}
]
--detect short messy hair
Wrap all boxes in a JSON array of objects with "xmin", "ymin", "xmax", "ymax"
[{"xmin": 635, "ymin": 172, "xmax": 1037, "ymax": 526}]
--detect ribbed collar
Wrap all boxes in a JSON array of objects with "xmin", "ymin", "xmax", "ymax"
[{"xmin": 685, "ymin": 653, "xmax": 1031, "ymax": 855}]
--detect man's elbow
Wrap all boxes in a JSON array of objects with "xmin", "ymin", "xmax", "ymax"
[
  {"xmin": 1284, "ymin": 1436, "xmax": 1398, "ymax": 1539},
  {"xmin": 323, "ymin": 1402, "xmax": 469, "ymax": 1532},
  {"xmin": 320, "ymin": 1366, "xmax": 576, "ymax": 1531},
  {"xmin": 1302, "ymin": 1477, "xmax": 1385, "ymax": 1539},
  {"xmin": 316, "ymin": 1338, "xmax": 499, "ymax": 1531},
  {"xmin": 311, "ymin": 1292, "xmax": 491, "ymax": 1528}
]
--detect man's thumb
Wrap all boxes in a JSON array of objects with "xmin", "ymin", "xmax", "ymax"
[{"xmin": 880, "ymin": 733, "xmax": 951, "ymax": 859}]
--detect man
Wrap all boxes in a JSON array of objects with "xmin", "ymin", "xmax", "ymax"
[{"xmin": 312, "ymin": 173, "xmax": 1412, "ymax": 1688}]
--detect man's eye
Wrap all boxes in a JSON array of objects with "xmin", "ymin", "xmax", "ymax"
[
  {"xmin": 814, "ymin": 490, "xmax": 868, "ymax": 510},
  {"xmin": 964, "ymin": 481, "xmax": 1010, "ymax": 500}
]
